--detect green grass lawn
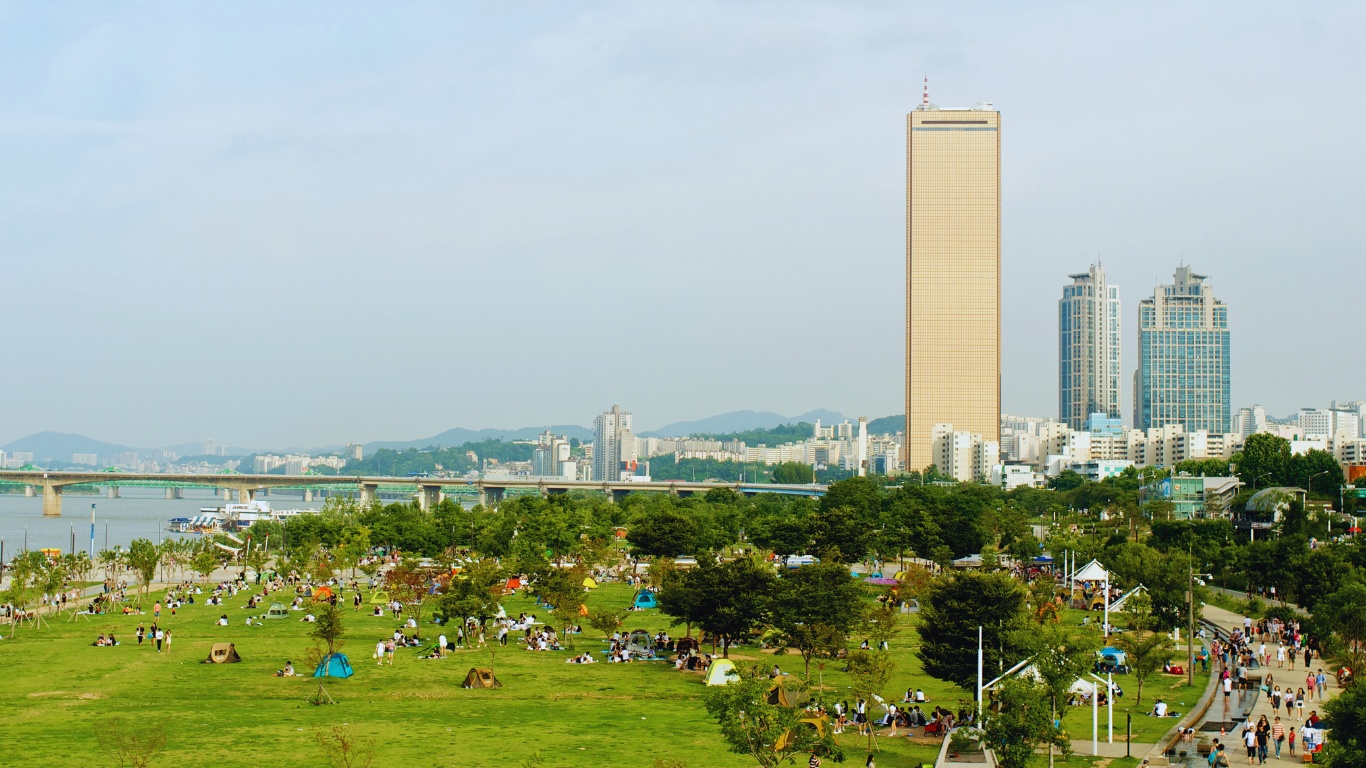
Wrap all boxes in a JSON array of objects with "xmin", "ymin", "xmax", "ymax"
[{"xmin": 0, "ymin": 582, "xmax": 1201, "ymax": 767}]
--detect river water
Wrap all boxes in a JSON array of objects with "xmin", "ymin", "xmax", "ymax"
[{"xmin": 0, "ymin": 487, "xmax": 327, "ymax": 560}]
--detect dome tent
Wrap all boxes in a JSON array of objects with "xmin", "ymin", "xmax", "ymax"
[{"xmin": 314, "ymin": 653, "xmax": 353, "ymax": 678}]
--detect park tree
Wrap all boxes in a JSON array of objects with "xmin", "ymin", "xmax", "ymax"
[
  {"xmin": 191, "ymin": 547, "xmax": 219, "ymax": 585},
  {"xmin": 95, "ymin": 716, "xmax": 168, "ymax": 768},
  {"xmin": 770, "ymin": 461, "xmax": 814, "ymax": 484},
  {"xmin": 1022, "ymin": 623, "xmax": 1099, "ymax": 768},
  {"xmin": 704, "ymin": 665, "xmax": 842, "ymax": 768},
  {"xmin": 436, "ymin": 558, "xmax": 504, "ymax": 632},
  {"xmin": 126, "ymin": 538, "xmax": 160, "ymax": 605},
  {"xmin": 312, "ymin": 601, "xmax": 346, "ymax": 656},
  {"xmin": 919, "ymin": 571, "xmax": 1031, "ymax": 689},
  {"xmin": 384, "ymin": 559, "xmax": 433, "ymax": 638},
  {"xmin": 1234, "ymin": 433, "xmax": 1291, "ymax": 488},
  {"xmin": 1319, "ymin": 679, "xmax": 1366, "ymax": 768},
  {"xmin": 1112, "ymin": 591, "xmax": 1174, "ymax": 706},
  {"xmin": 770, "ymin": 562, "xmax": 866, "ymax": 678},
  {"xmin": 1315, "ymin": 580, "xmax": 1366, "ymax": 675},
  {"xmin": 846, "ymin": 649, "xmax": 896, "ymax": 751},
  {"xmin": 666, "ymin": 557, "xmax": 776, "ymax": 657},
  {"xmin": 880, "ymin": 496, "xmax": 941, "ymax": 567},
  {"xmin": 532, "ymin": 566, "xmax": 585, "ymax": 649},
  {"xmin": 626, "ymin": 507, "xmax": 699, "ymax": 558},
  {"xmin": 1, "ymin": 553, "xmax": 37, "ymax": 636},
  {"xmin": 984, "ymin": 678, "xmax": 1068, "ymax": 768}
]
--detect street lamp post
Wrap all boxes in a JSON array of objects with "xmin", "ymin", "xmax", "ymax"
[{"xmin": 1308, "ymin": 470, "xmax": 1328, "ymax": 531}]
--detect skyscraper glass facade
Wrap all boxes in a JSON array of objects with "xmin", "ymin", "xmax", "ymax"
[
  {"xmin": 905, "ymin": 102, "xmax": 1000, "ymax": 472},
  {"xmin": 1134, "ymin": 267, "xmax": 1230, "ymax": 433},
  {"xmin": 1059, "ymin": 264, "xmax": 1120, "ymax": 430}
]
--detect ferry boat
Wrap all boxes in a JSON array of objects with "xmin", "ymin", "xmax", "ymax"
[{"xmin": 170, "ymin": 501, "xmax": 313, "ymax": 533}]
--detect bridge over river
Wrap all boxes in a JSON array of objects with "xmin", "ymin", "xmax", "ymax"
[{"xmin": 0, "ymin": 471, "xmax": 826, "ymax": 516}]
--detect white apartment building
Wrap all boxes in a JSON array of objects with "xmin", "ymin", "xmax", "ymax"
[
  {"xmin": 592, "ymin": 404, "xmax": 635, "ymax": 482},
  {"xmin": 932, "ymin": 423, "xmax": 998, "ymax": 482},
  {"xmin": 1059, "ymin": 264, "xmax": 1121, "ymax": 430},
  {"xmin": 1232, "ymin": 405, "xmax": 1267, "ymax": 440}
]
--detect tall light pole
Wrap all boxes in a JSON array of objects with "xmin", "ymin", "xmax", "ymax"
[
  {"xmin": 1308, "ymin": 471, "xmax": 1328, "ymax": 531},
  {"xmin": 89, "ymin": 503, "xmax": 97, "ymax": 560}
]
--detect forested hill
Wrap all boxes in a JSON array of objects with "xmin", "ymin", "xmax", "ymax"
[
  {"xmin": 341, "ymin": 439, "xmax": 538, "ymax": 476},
  {"xmin": 690, "ymin": 422, "xmax": 814, "ymax": 445}
]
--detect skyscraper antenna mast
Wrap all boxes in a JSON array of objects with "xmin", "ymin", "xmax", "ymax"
[{"xmin": 922, "ymin": 75, "xmax": 929, "ymax": 106}]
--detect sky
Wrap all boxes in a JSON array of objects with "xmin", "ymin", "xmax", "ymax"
[{"xmin": 1, "ymin": 1, "xmax": 1363, "ymax": 449}]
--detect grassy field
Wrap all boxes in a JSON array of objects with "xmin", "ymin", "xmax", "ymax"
[{"xmin": 0, "ymin": 581, "xmax": 1191, "ymax": 767}]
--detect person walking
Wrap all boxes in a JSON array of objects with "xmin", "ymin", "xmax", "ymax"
[
  {"xmin": 376, "ymin": 639, "xmax": 385, "ymax": 666},
  {"xmin": 385, "ymin": 638, "xmax": 395, "ymax": 665},
  {"xmin": 164, "ymin": 630, "xmax": 172, "ymax": 654},
  {"xmin": 1254, "ymin": 716, "xmax": 1268, "ymax": 765},
  {"xmin": 154, "ymin": 627, "xmax": 164, "ymax": 653},
  {"xmin": 1305, "ymin": 672, "xmax": 1315, "ymax": 702},
  {"xmin": 1315, "ymin": 669, "xmax": 1327, "ymax": 701},
  {"xmin": 1271, "ymin": 717, "xmax": 1284, "ymax": 760},
  {"xmin": 1295, "ymin": 688, "xmax": 1306, "ymax": 720}
]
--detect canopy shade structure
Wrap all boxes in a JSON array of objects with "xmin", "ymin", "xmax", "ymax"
[{"xmin": 1071, "ymin": 559, "xmax": 1111, "ymax": 583}]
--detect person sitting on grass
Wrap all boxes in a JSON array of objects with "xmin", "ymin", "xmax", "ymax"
[
  {"xmin": 372, "ymin": 606, "xmax": 383, "ymax": 617},
  {"xmin": 275, "ymin": 661, "xmax": 296, "ymax": 677},
  {"xmin": 94, "ymin": 634, "xmax": 108, "ymax": 646},
  {"xmin": 566, "ymin": 651, "xmax": 596, "ymax": 664},
  {"xmin": 1152, "ymin": 699, "xmax": 1168, "ymax": 717},
  {"xmin": 218, "ymin": 615, "xmax": 229, "ymax": 626},
  {"xmin": 301, "ymin": 614, "xmax": 316, "ymax": 623}
]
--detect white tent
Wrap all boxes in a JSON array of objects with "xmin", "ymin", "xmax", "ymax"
[
  {"xmin": 1071, "ymin": 559, "xmax": 1110, "ymax": 583},
  {"xmin": 1070, "ymin": 559, "xmax": 1112, "ymax": 636}
]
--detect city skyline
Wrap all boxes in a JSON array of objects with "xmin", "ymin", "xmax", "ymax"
[{"xmin": 2, "ymin": 4, "xmax": 1364, "ymax": 447}]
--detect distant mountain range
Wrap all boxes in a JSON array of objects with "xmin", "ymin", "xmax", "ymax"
[
  {"xmin": 2, "ymin": 431, "xmax": 135, "ymax": 461},
  {"xmin": 1, "ymin": 407, "xmax": 903, "ymax": 462},
  {"xmin": 363, "ymin": 425, "xmax": 595, "ymax": 452},
  {"xmin": 640, "ymin": 409, "xmax": 847, "ymax": 437}
]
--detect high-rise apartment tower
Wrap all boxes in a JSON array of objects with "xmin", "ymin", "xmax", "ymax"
[
  {"xmin": 1134, "ymin": 266, "xmax": 1230, "ymax": 433},
  {"xmin": 592, "ymin": 404, "xmax": 635, "ymax": 482},
  {"xmin": 905, "ymin": 95, "xmax": 1001, "ymax": 472},
  {"xmin": 1059, "ymin": 264, "xmax": 1121, "ymax": 430}
]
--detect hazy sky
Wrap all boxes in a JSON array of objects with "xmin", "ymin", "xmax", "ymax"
[{"xmin": 2, "ymin": 2, "xmax": 1363, "ymax": 448}]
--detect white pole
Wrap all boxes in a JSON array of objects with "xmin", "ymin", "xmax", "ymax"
[
  {"xmin": 976, "ymin": 626, "xmax": 984, "ymax": 722},
  {"xmin": 1107, "ymin": 671, "xmax": 1113, "ymax": 742},
  {"xmin": 1091, "ymin": 681, "xmax": 1098, "ymax": 755},
  {"xmin": 1103, "ymin": 572, "xmax": 1110, "ymax": 637}
]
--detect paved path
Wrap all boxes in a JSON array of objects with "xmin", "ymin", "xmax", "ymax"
[{"xmin": 1197, "ymin": 604, "xmax": 1338, "ymax": 765}]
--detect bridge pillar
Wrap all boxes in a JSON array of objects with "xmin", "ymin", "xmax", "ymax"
[
  {"xmin": 418, "ymin": 484, "xmax": 443, "ymax": 511},
  {"xmin": 24, "ymin": 485, "xmax": 35, "ymax": 497},
  {"xmin": 303, "ymin": 489, "xmax": 313, "ymax": 502},
  {"xmin": 359, "ymin": 483, "xmax": 378, "ymax": 507},
  {"xmin": 42, "ymin": 483, "xmax": 63, "ymax": 517},
  {"xmin": 221, "ymin": 488, "xmax": 232, "ymax": 501},
  {"xmin": 236, "ymin": 487, "xmax": 253, "ymax": 503},
  {"xmin": 611, "ymin": 488, "xmax": 630, "ymax": 504},
  {"xmin": 107, "ymin": 486, "xmax": 120, "ymax": 499},
  {"xmin": 486, "ymin": 487, "xmax": 505, "ymax": 507}
]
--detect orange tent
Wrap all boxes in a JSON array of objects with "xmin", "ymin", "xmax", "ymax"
[
  {"xmin": 506, "ymin": 577, "xmax": 522, "ymax": 591},
  {"xmin": 578, "ymin": 604, "xmax": 589, "ymax": 616},
  {"xmin": 312, "ymin": 586, "xmax": 334, "ymax": 602}
]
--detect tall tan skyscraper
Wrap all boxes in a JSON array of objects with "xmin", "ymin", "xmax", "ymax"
[{"xmin": 905, "ymin": 97, "xmax": 1001, "ymax": 473}]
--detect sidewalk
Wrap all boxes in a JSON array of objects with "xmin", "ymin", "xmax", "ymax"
[{"xmin": 1197, "ymin": 604, "xmax": 1338, "ymax": 764}]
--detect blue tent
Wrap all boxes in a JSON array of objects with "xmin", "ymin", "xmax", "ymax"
[
  {"xmin": 314, "ymin": 653, "xmax": 354, "ymax": 679},
  {"xmin": 632, "ymin": 591, "xmax": 657, "ymax": 610}
]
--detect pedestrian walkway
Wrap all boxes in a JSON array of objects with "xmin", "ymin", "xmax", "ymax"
[{"xmin": 1196, "ymin": 604, "xmax": 1338, "ymax": 765}]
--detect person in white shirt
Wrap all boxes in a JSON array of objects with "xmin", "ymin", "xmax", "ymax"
[
  {"xmin": 437, "ymin": 634, "xmax": 447, "ymax": 658},
  {"xmin": 1153, "ymin": 699, "xmax": 1168, "ymax": 717},
  {"xmin": 376, "ymin": 640, "xmax": 386, "ymax": 666}
]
